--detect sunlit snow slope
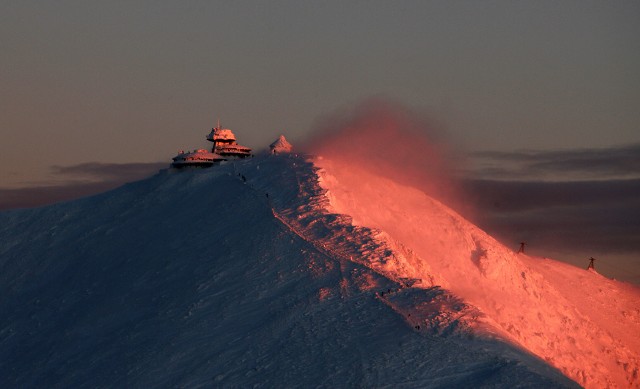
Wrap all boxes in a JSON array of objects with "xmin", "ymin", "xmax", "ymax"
[
  {"xmin": 0, "ymin": 154, "xmax": 614, "ymax": 388},
  {"xmin": 316, "ymin": 156, "xmax": 640, "ymax": 389}
]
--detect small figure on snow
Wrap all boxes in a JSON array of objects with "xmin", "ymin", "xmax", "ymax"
[
  {"xmin": 587, "ymin": 257, "xmax": 596, "ymax": 270},
  {"xmin": 517, "ymin": 242, "xmax": 526, "ymax": 254}
]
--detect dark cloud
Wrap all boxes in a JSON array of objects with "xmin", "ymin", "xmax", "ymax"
[
  {"xmin": 467, "ymin": 144, "xmax": 640, "ymax": 282},
  {"xmin": 465, "ymin": 177, "xmax": 640, "ymax": 283},
  {"xmin": 471, "ymin": 143, "xmax": 640, "ymax": 180},
  {"xmin": 0, "ymin": 182, "xmax": 123, "ymax": 211},
  {"xmin": 0, "ymin": 162, "xmax": 166, "ymax": 210},
  {"xmin": 465, "ymin": 178, "xmax": 640, "ymax": 213},
  {"xmin": 51, "ymin": 162, "xmax": 168, "ymax": 181},
  {"xmin": 465, "ymin": 143, "xmax": 640, "ymax": 260}
]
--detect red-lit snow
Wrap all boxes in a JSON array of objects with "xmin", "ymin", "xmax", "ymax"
[
  {"xmin": 1, "ymin": 153, "xmax": 636, "ymax": 388},
  {"xmin": 315, "ymin": 156, "xmax": 640, "ymax": 389}
]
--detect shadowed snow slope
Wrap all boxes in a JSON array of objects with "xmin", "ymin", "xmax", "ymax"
[
  {"xmin": 316, "ymin": 156, "xmax": 640, "ymax": 389},
  {"xmin": 0, "ymin": 154, "xmax": 604, "ymax": 388}
]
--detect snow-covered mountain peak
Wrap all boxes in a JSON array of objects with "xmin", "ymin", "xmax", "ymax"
[{"xmin": 1, "ymin": 153, "xmax": 637, "ymax": 388}]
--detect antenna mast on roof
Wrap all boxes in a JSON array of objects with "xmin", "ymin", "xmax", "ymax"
[{"xmin": 217, "ymin": 118, "xmax": 220, "ymax": 129}]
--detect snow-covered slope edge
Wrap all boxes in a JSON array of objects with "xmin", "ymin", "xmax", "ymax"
[
  {"xmin": 0, "ymin": 154, "xmax": 579, "ymax": 387},
  {"xmin": 314, "ymin": 156, "xmax": 640, "ymax": 389},
  {"xmin": 238, "ymin": 155, "xmax": 579, "ymax": 385}
]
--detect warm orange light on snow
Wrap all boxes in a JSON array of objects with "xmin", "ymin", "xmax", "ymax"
[
  {"xmin": 315, "ymin": 156, "xmax": 640, "ymax": 389},
  {"xmin": 303, "ymin": 99, "xmax": 472, "ymax": 217}
]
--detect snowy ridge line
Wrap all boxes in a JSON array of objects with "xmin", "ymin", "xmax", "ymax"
[
  {"xmin": 231, "ymin": 164, "xmax": 354, "ymax": 274},
  {"xmin": 236, "ymin": 155, "xmax": 486, "ymax": 336},
  {"xmin": 236, "ymin": 155, "xmax": 640, "ymax": 387},
  {"xmin": 245, "ymin": 156, "xmax": 422, "ymax": 286},
  {"xmin": 313, "ymin": 157, "xmax": 640, "ymax": 389},
  {"xmin": 278, "ymin": 164, "xmax": 487, "ymax": 336},
  {"xmin": 235, "ymin": 156, "xmax": 394, "ymax": 281}
]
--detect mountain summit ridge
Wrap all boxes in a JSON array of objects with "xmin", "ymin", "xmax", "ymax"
[{"xmin": 1, "ymin": 153, "xmax": 636, "ymax": 387}]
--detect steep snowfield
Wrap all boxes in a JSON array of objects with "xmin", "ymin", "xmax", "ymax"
[
  {"xmin": 0, "ymin": 153, "xmax": 619, "ymax": 388},
  {"xmin": 315, "ymin": 157, "xmax": 640, "ymax": 389}
]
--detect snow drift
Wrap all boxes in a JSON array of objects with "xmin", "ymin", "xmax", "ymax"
[
  {"xmin": 1, "ymin": 153, "xmax": 637, "ymax": 388},
  {"xmin": 315, "ymin": 156, "xmax": 640, "ymax": 388}
]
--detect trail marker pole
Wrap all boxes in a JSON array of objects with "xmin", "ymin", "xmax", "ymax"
[{"xmin": 517, "ymin": 242, "xmax": 526, "ymax": 254}]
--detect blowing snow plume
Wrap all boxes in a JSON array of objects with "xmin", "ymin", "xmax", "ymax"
[
  {"xmin": 303, "ymin": 100, "xmax": 640, "ymax": 388},
  {"xmin": 304, "ymin": 99, "xmax": 470, "ymax": 215}
]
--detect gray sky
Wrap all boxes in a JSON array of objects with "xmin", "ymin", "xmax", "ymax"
[
  {"xmin": 1, "ymin": 1, "xmax": 639, "ymax": 186},
  {"xmin": 1, "ymin": 2, "xmax": 639, "ymax": 283}
]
